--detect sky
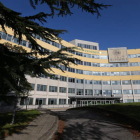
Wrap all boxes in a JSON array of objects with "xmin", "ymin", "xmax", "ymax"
[{"xmin": 1, "ymin": 0, "xmax": 140, "ymax": 50}]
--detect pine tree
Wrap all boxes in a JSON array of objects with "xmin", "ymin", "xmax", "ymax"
[{"xmin": 0, "ymin": 0, "xmax": 110, "ymax": 124}]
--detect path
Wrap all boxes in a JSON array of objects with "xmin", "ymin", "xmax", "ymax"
[
  {"xmin": 55, "ymin": 109, "xmax": 137, "ymax": 140},
  {"xmin": 3, "ymin": 109, "xmax": 58, "ymax": 140}
]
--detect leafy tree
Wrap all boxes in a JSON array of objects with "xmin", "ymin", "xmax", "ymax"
[{"xmin": 0, "ymin": 0, "xmax": 110, "ymax": 124}]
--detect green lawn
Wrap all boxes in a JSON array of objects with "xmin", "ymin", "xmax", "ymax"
[
  {"xmin": 0, "ymin": 109, "xmax": 40, "ymax": 139},
  {"xmin": 92, "ymin": 102, "xmax": 140, "ymax": 120}
]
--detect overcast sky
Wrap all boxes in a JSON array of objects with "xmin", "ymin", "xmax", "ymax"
[{"xmin": 1, "ymin": 0, "xmax": 140, "ymax": 50}]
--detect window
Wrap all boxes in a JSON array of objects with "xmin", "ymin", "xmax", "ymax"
[
  {"xmin": 128, "ymin": 54, "xmax": 137, "ymax": 58},
  {"xmin": 93, "ymin": 71, "xmax": 101, "ymax": 75},
  {"xmin": 52, "ymin": 41, "xmax": 60, "ymax": 48},
  {"xmin": 129, "ymin": 62, "xmax": 138, "ymax": 66},
  {"xmin": 50, "ymin": 75, "xmax": 58, "ymax": 80},
  {"xmin": 102, "ymin": 72, "xmax": 110, "ymax": 76},
  {"xmin": 94, "ymin": 80, "xmax": 101, "ymax": 85},
  {"xmin": 2, "ymin": 32, "xmax": 7, "ymax": 39},
  {"xmin": 60, "ymin": 65, "xmax": 67, "ymax": 71},
  {"xmin": 45, "ymin": 39, "xmax": 51, "ymax": 44},
  {"xmin": 28, "ymin": 43, "xmax": 32, "ymax": 49},
  {"xmin": 59, "ymin": 87, "xmax": 67, "ymax": 93},
  {"xmin": 111, "ymin": 72, "xmax": 120, "ymax": 76},
  {"xmin": 103, "ymin": 90, "xmax": 112, "ymax": 95},
  {"xmin": 134, "ymin": 90, "xmax": 140, "ymax": 94},
  {"xmin": 83, "ymin": 70, "xmax": 92, "ymax": 75},
  {"xmin": 22, "ymin": 40, "xmax": 27, "ymax": 46},
  {"xmin": 13, "ymin": 37, "xmax": 18, "ymax": 44},
  {"xmin": 131, "ymin": 71, "xmax": 140, "ymax": 75},
  {"xmin": 68, "ymin": 77, "xmax": 75, "ymax": 83},
  {"xmin": 100, "ymin": 63, "xmax": 110, "ymax": 67},
  {"xmin": 36, "ymin": 35, "xmax": 40, "ymax": 40},
  {"xmin": 123, "ymin": 90, "xmax": 133, "ymax": 94},
  {"xmin": 120, "ymin": 63, "xmax": 128, "ymax": 67},
  {"xmin": 112, "ymin": 81, "xmax": 121, "ymax": 85},
  {"xmin": 76, "ymin": 89, "xmax": 84, "ymax": 95},
  {"xmin": 68, "ymin": 67, "xmax": 75, "ymax": 73},
  {"xmin": 59, "ymin": 99, "xmax": 66, "ymax": 104},
  {"xmin": 37, "ymin": 84, "xmax": 47, "ymax": 91},
  {"xmin": 135, "ymin": 99, "xmax": 140, "ymax": 102},
  {"xmin": 61, "ymin": 45, "xmax": 65, "ymax": 49},
  {"xmin": 78, "ymin": 43, "xmax": 82, "ymax": 47},
  {"xmin": 49, "ymin": 86, "xmax": 57, "ymax": 92},
  {"xmin": 20, "ymin": 97, "xmax": 34, "ymax": 105},
  {"xmin": 76, "ymin": 60, "xmax": 83, "ymax": 65},
  {"xmin": 76, "ymin": 51, "xmax": 83, "ymax": 56},
  {"xmin": 100, "ymin": 55, "xmax": 108, "ymax": 59},
  {"xmin": 48, "ymin": 98, "xmax": 57, "ymax": 105},
  {"xmin": 35, "ymin": 98, "xmax": 46, "ymax": 105},
  {"xmin": 133, "ymin": 80, "xmax": 140, "ymax": 85},
  {"xmin": 31, "ymin": 83, "xmax": 35, "ymax": 90},
  {"xmin": 85, "ymin": 80, "xmax": 92, "ymax": 84},
  {"xmin": 103, "ymin": 81, "xmax": 111, "ymax": 85},
  {"xmin": 60, "ymin": 76, "xmax": 67, "ymax": 82},
  {"xmin": 93, "ymin": 46, "xmax": 97, "ymax": 50},
  {"xmin": 137, "ymin": 54, "xmax": 140, "ymax": 58},
  {"xmin": 85, "ymin": 89, "xmax": 93, "ymax": 95},
  {"xmin": 92, "ymin": 63, "xmax": 100, "ymax": 67},
  {"xmin": 76, "ymin": 69, "xmax": 83, "ymax": 74},
  {"xmin": 113, "ymin": 90, "xmax": 122, "ymax": 94},
  {"xmin": 84, "ymin": 62, "xmax": 91, "ymax": 66},
  {"xmin": 122, "ymin": 80, "xmax": 131, "ymax": 85},
  {"xmin": 110, "ymin": 63, "xmax": 119, "ymax": 67},
  {"xmin": 121, "ymin": 71, "xmax": 130, "ymax": 76},
  {"xmin": 68, "ymin": 88, "xmax": 75, "ymax": 93},
  {"xmin": 28, "ymin": 98, "xmax": 33, "ymax": 105},
  {"xmin": 94, "ymin": 90, "xmax": 102, "ymax": 95},
  {"xmin": 7, "ymin": 34, "xmax": 12, "ymax": 41},
  {"xmin": 83, "ymin": 53, "xmax": 91, "ymax": 58},
  {"xmin": 40, "ymin": 74, "xmax": 47, "ymax": 78},
  {"xmin": 84, "ymin": 44, "xmax": 91, "ymax": 49},
  {"xmin": 68, "ymin": 49, "xmax": 75, "ymax": 54},
  {"xmin": 92, "ymin": 55, "xmax": 99, "ymax": 59},
  {"xmin": 0, "ymin": 31, "xmax": 2, "ymax": 38},
  {"xmin": 124, "ymin": 99, "xmax": 133, "ymax": 103},
  {"xmin": 77, "ymin": 78, "xmax": 83, "ymax": 84},
  {"xmin": 50, "ymin": 65, "xmax": 58, "ymax": 68}
]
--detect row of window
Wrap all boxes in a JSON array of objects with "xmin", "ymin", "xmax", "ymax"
[
  {"xmin": 20, "ymin": 97, "xmax": 66, "ymax": 105},
  {"xmin": 76, "ymin": 60, "xmax": 140, "ymax": 68},
  {"xmin": 124, "ymin": 99, "xmax": 140, "ymax": 103},
  {"xmin": 69, "ymin": 89, "xmax": 140, "ymax": 95},
  {"xmin": 33, "ymin": 84, "xmax": 140, "ymax": 95},
  {"xmin": 0, "ymin": 31, "xmax": 51, "ymax": 53},
  {"xmin": 67, "ymin": 67, "xmax": 140, "ymax": 76},
  {"xmin": 36, "ymin": 85, "xmax": 67, "ymax": 93},
  {"xmin": 77, "ymin": 43, "xmax": 97, "ymax": 50},
  {"xmin": 51, "ymin": 65, "xmax": 140, "ymax": 77},
  {"xmin": 35, "ymin": 75, "xmax": 140, "ymax": 85},
  {"xmin": 1, "ymin": 31, "xmax": 140, "ymax": 60}
]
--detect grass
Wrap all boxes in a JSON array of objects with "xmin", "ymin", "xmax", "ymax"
[
  {"xmin": 0, "ymin": 109, "xmax": 40, "ymax": 139},
  {"xmin": 92, "ymin": 102, "xmax": 140, "ymax": 120}
]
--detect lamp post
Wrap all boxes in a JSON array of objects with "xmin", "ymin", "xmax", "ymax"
[
  {"xmin": 25, "ymin": 96, "xmax": 28, "ymax": 110},
  {"xmin": 104, "ymin": 95, "xmax": 106, "ymax": 104}
]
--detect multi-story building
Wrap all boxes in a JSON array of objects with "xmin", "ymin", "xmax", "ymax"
[{"xmin": 1, "ymin": 27, "xmax": 140, "ymax": 107}]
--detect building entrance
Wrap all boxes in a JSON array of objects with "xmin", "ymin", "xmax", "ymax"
[{"xmin": 79, "ymin": 100, "xmax": 114, "ymax": 106}]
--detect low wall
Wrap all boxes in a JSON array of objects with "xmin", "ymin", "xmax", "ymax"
[{"xmin": 0, "ymin": 104, "xmax": 75, "ymax": 113}]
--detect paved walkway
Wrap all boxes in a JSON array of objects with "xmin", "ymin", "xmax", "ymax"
[
  {"xmin": 55, "ymin": 109, "xmax": 137, "ymax": 140},
  {"xmin": 4, "ymin": 109, "xmax": 59, "ymax": 140}
]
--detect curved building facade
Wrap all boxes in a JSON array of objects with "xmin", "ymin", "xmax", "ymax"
[{"xmin": 1, "ymin": 27, "xmax": 140, "ymax": 107}]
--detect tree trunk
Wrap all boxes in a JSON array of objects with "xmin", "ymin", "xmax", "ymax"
[{"xmin": 10, "ymin": 103, "xmax": 16, "ymax": 125}]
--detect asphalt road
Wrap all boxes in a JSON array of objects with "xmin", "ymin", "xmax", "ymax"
[{"xmin": 55, "ymin": 109, "xmax": 137, "ymax": 140}]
